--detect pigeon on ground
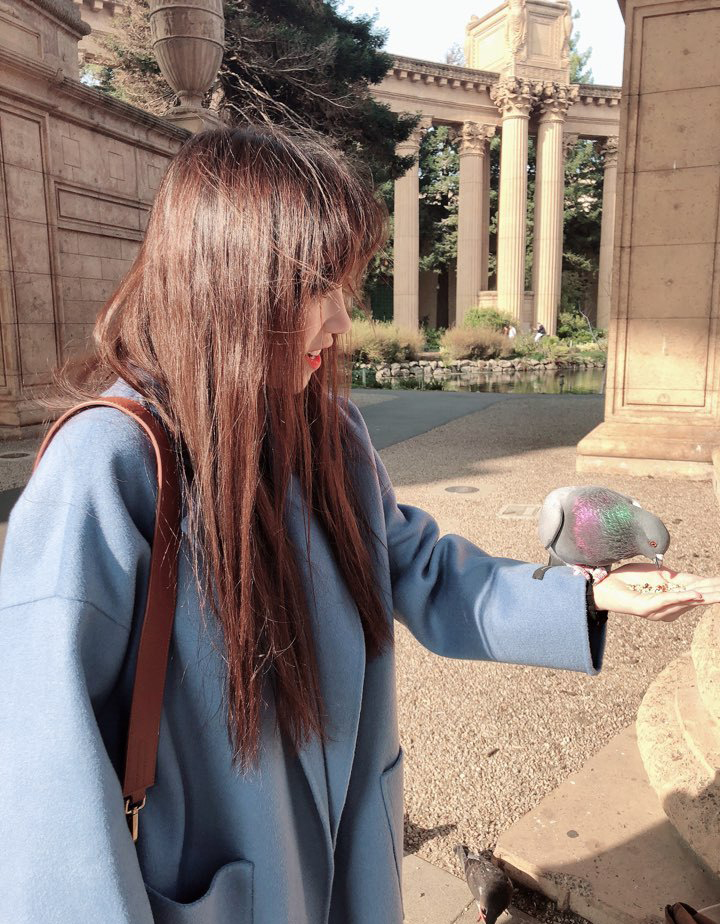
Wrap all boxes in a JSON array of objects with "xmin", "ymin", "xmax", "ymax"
[
  {"xmin": 454, "ymin": 844, "xmax": 513, "ymax": 924},
  {"xmin": 533, "ymin": 485, "xmax": 670, "ymax": 581}
]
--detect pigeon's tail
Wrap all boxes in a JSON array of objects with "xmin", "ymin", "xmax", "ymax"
[{"xmin": 454, "ymin": 844, "xmax": 469, "ymax": 865}]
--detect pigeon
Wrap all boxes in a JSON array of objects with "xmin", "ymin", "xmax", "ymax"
[
  {"xmin": 533, "ymin": 485, "xmax": 671, "ymax": 581},
  {"xmin": 454, "ymin": 844, "xmax": 513, "ymax": 924}
]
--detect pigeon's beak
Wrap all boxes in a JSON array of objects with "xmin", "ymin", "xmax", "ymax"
[{"xmin": 654, "ymin": 553, "xmax": 664, "ymax": 567}]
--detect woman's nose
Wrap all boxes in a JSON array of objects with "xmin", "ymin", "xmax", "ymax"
[{"xmin": 322, "ymin": 291, "xmax": 352, "ymax": 335}]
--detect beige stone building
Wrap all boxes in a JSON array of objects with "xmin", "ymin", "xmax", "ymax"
[
  {"xmin": 373, "ymin": 2, "xmax": 621, "ymax": 334},
  {"xmin": 71, "ymin": 0, "xmax": 621, "ymax": 336}
]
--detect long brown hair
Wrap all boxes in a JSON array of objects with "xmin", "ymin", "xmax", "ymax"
[{"xmin": 51, "ymin": 125, "xmax": 394, "ymax": 771}]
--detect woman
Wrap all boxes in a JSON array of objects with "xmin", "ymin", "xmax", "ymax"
[{"xmin": 0, "ymin": 125, "xmax": 715, "ymax": 924}]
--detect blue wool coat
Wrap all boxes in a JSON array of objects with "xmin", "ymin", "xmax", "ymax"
[{"xmin": 0, "ymin": 378, "xmax": 605, "ymax": 923}]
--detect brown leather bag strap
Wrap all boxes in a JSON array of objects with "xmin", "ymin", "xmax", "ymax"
[{"xmin": 33, "ymin": 396, "xmax": 181, "ymax": 843}]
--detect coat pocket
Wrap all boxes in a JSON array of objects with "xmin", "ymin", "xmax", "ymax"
[
  {"xmin": 146, "ymin": 859, "xmax": 254, "ymax": 924},
  {"xmin": 380, "ymin": 746, "xmax": 405, "ymax": 912}
]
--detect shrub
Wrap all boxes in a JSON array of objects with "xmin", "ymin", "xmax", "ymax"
[
  {"xmin": 350, "ymin": 318, "xmax": 425, "ymax": 363},
  {"xmin": 556, "ymin": 309, "xmax": 604, "ymax": 343},
  {"xmin": 422, "ymin": 325, "xmax": 445, "ymax": 351},
  {"xmin": 464, "ymin": 307, "xmax": 516, "ymax": 332},
  {"xmin": 440, "ymin": 325, "xmax": 512, "ymax": 361}
]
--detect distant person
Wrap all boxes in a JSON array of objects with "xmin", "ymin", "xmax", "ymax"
[
  {"xmin": 534, "ymin": 322, "xmax": 546, "ymax": 343},
  {"xmin": 507, "ymin": 324, "xmax": 517, "ymax": 340}
]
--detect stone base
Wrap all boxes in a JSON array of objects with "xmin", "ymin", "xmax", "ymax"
[
  {"xmin": 636, "ymin": 654, "xmax": 720, "ymax": 877},
  {"xmin": 576, "ymin": 420, "xmax": 720, "ymax": 480},
  {"xmin": 162, "ymin": 105, "xmax": 222, "ymax": 134},
  {"xmin": 494, "ymin": 724, "xmax": 720, "ymax": 924},
  {"xmin": 576, "ymin": 455, "xmax": 712, "ymax": 480}
]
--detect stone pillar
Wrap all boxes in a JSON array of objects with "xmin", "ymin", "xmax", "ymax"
[
  {"xmin": 491, "ymin": 77, "xmax": 535, "ymax": 323},
  {"xmin": 149, "ymin": 0, "xmax": 225, "ymax": 132},
  {"xmin": 456, "ymin": 122, "xmax": 496, "ymax": 326},
  {"xmin": 596, "ymin": 136, "xmax": 619, "ymax": 331},
  {"xmin": 576, "ymin": 0, "xmax": 720, "ymax": 482},
  {"xmin": 481, "ymin": 145, "xmax": 492, "ymax": 286},
  {"xmin": 532, "ymin": 83, "xmax": 577, "ymax": 334},
  {"xmin": 393, "ymin": 119, "xmax": 430, "ymax": 330}
]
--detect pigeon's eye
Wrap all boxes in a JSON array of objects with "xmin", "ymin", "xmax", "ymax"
[{"xmin": 649, "ymin": 540, "xmax": 657, "ymax": 547}]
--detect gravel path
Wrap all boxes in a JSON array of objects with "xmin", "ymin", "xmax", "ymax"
[{"xmin": 378, "ymin": 394, "xmax": 719, "ymax": 903}]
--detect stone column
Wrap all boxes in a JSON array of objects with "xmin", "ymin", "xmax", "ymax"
[
  {"xmin": 490, "ymin": 77, "xmax": 535, "ymax": 323},
  {"xmin": 456, "ymin": 122, "xmax": 496, "ymax": 326},
  {"xmin": 532, "ymin": 83, "xmax": 577, "ymax": 334},
  {"xmin": 393, "ymin": 119, "xmax": 430, "ymax": 330},
  {"xmin": 596, "ymin": 136, "xmax": 619, "ymax": 331},
  {"xmin": 481, "ymin": 146, "xmax": 492, "ymax": 286}
]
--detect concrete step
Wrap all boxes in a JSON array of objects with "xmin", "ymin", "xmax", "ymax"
[
  {"xmin": 494, "ymin": 723, "xmax": 720, "ymax": 924},
  {"xmin": 637, "ymin": 653, "xmax": 720, "ymax": 877},
  {"xmin": 691, "ymin": 609, "xmax": 720, "ymax": 726}
]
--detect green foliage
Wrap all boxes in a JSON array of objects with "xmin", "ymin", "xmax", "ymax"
[
  {"xmin": 418, "ymin": 125, "xmax": 459, "ymax": 273},
  {"xmin": 556, "ymin": 308, "xmax": 604, "ymax": 343},
  {"xmin": 93, "ymin": 0, "xmax": 422, "ymax": 186},
  {"xmin": 421, "ymin": 325, "xmax": 445, "ymax": 351},
  {"xmin": 464, "ymin": 307, "xmax": 515, "ymax": 332},
  {"xmin": 569, "ymin": 9, "xmax": 594, "ymax": 84}
]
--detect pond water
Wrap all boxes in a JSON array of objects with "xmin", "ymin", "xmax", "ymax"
[{"xmin": 351, "ymin": 366, "xmax": 605, "ymax": 395}]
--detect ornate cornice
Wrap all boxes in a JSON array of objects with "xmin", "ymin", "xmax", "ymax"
[
  {"xmin": 458, "ymin": 121, "xmax": 496, "ymax": 156},
  {"xmin": 396, "ymin": 115, "xmax": 433, "ymax": 154},
  {"xmin": 389, "ymin": 54, "xmax": 499, "ymax": 91},
  {"xmin": 490, "ymin": 76, "xmax": 536, "ymax": 118},
  {"xmin": 601, "ymin": 135, "xmax": 619, "ymax": 168},
  {"xmin": 536, "ymin": 82, "xmax": 579, "ymax": 121},
  {"xmin": 19, "ymin": 0, "xmax": 91, "ymax": 36}
]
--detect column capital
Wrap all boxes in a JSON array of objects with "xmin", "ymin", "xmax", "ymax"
[
  {"xmin": 396, "ymin": 116, "xmax": 433, "ymax": 156},
  {"xmin": 536, "ymin": 82, "xmax": 579, "ymax": 121},
  {"xmin": 458, "ymin": 122, "xmax": 497, "ymax": 157},
  {"xmin": 563, "ymin": 132, "xmax": 579, "ymax": 159},
  {"xmin": 490, "ymin": 76, "xmax": 536, "ymax": 118},
  {"xmin": 601, "ymin": 135, "xmax": 619, "ymax": 168}
]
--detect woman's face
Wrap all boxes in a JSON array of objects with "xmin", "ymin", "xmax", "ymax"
[{"xmin": 298, "ymin": 286, "xmax": 352, "ymax": 390}]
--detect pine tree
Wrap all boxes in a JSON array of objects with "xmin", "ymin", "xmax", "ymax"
[{"xmin": 87, "ymin": 0, "xmax": 420, "ymax": 186}]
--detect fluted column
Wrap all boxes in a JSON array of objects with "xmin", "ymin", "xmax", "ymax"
[
  {"xmin": 456, "ymin": 122, "xmax": 497, "ymax": 326},
  {"xmin": 491, "ymin": 77, "xmax": 535, "ymax": 323},
  {"xmin": 393, "ymin": 119, "xmax": 431, "ymax": 329},
  {"xmin": 481, "ymin": 145, "xmax": 491, "ymax": 285},
  {"xmin": 597, "ymin": 136, "xmax": 619, "ymax": 331},
  {"xmin": 532, "ymin": 83, "xmax": 578, "ymax": 334}
]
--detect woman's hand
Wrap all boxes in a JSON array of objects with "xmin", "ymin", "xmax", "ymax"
[{"xmin": 592, "ymin": 562, "xmax": 720, "ymax": 622}]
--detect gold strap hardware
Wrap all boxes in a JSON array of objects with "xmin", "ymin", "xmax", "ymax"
[{"xmin": 124, "ymin": 796, "xmax": 146, "ymax": 843}]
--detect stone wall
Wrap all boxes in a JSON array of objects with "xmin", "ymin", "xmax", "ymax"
[{"xmin": 0, "ymin": 0, "xmax": 187, "ymax": 431}]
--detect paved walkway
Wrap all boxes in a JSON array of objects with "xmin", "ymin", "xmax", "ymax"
[{"xmin": 4, "ymin": 389, "xmax": 717, "ymax": 923}]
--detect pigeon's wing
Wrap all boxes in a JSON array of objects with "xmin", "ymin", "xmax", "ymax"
[
  {"xmin": 465, "ymin": 858, "xmax": 513, "ymax": 905},
  {"xmin": 538, "ymin": 487, "xmax": 577, "ymax": 550}
]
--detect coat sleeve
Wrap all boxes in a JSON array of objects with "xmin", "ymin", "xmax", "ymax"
[
  {"xmin": 0, "ymin": 407, "xmax": 158, "ymax": 922},
  {"xmin": 344, "ymin": 399, "xmax": 606, "ymax": 675}
]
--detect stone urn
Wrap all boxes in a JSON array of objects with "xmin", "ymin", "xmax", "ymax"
[{"xmin": 149, "ymin": 0, "xmax": 225, "ymax": 131}]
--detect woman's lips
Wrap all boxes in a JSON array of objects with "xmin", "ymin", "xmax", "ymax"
[{"xmin": 305, "ymin": 353, "xmax": 322, "ymax": 370}]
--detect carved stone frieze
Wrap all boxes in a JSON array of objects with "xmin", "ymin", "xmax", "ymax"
[
  {"xmin": 601, "ymin": 135, "xmax": 619, "ymax": 168},
  {"xmin": 490, "ymin": 76, "xmax": 536, "ymax": 118},
  {"xmin": 458, "ymin": 122, "xmax": 497, "ymax": 157},
  {"xmin": 563, "ymin": 132, "xmax": 579, "ymax": 158},
  {"xmin": 506, "ymin": 0, "xmax": 528, "ymax": 59},
  {"xmin": 396, "ymin": 116, "xmax": 433, "ymax": 155},
  {"xmin": 536, "ymin": 82, "xmax": 579, "ymax": 121},
  {"xmin": 560, "ymin": 2, "xmax": 573, "ymax": 69}
]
